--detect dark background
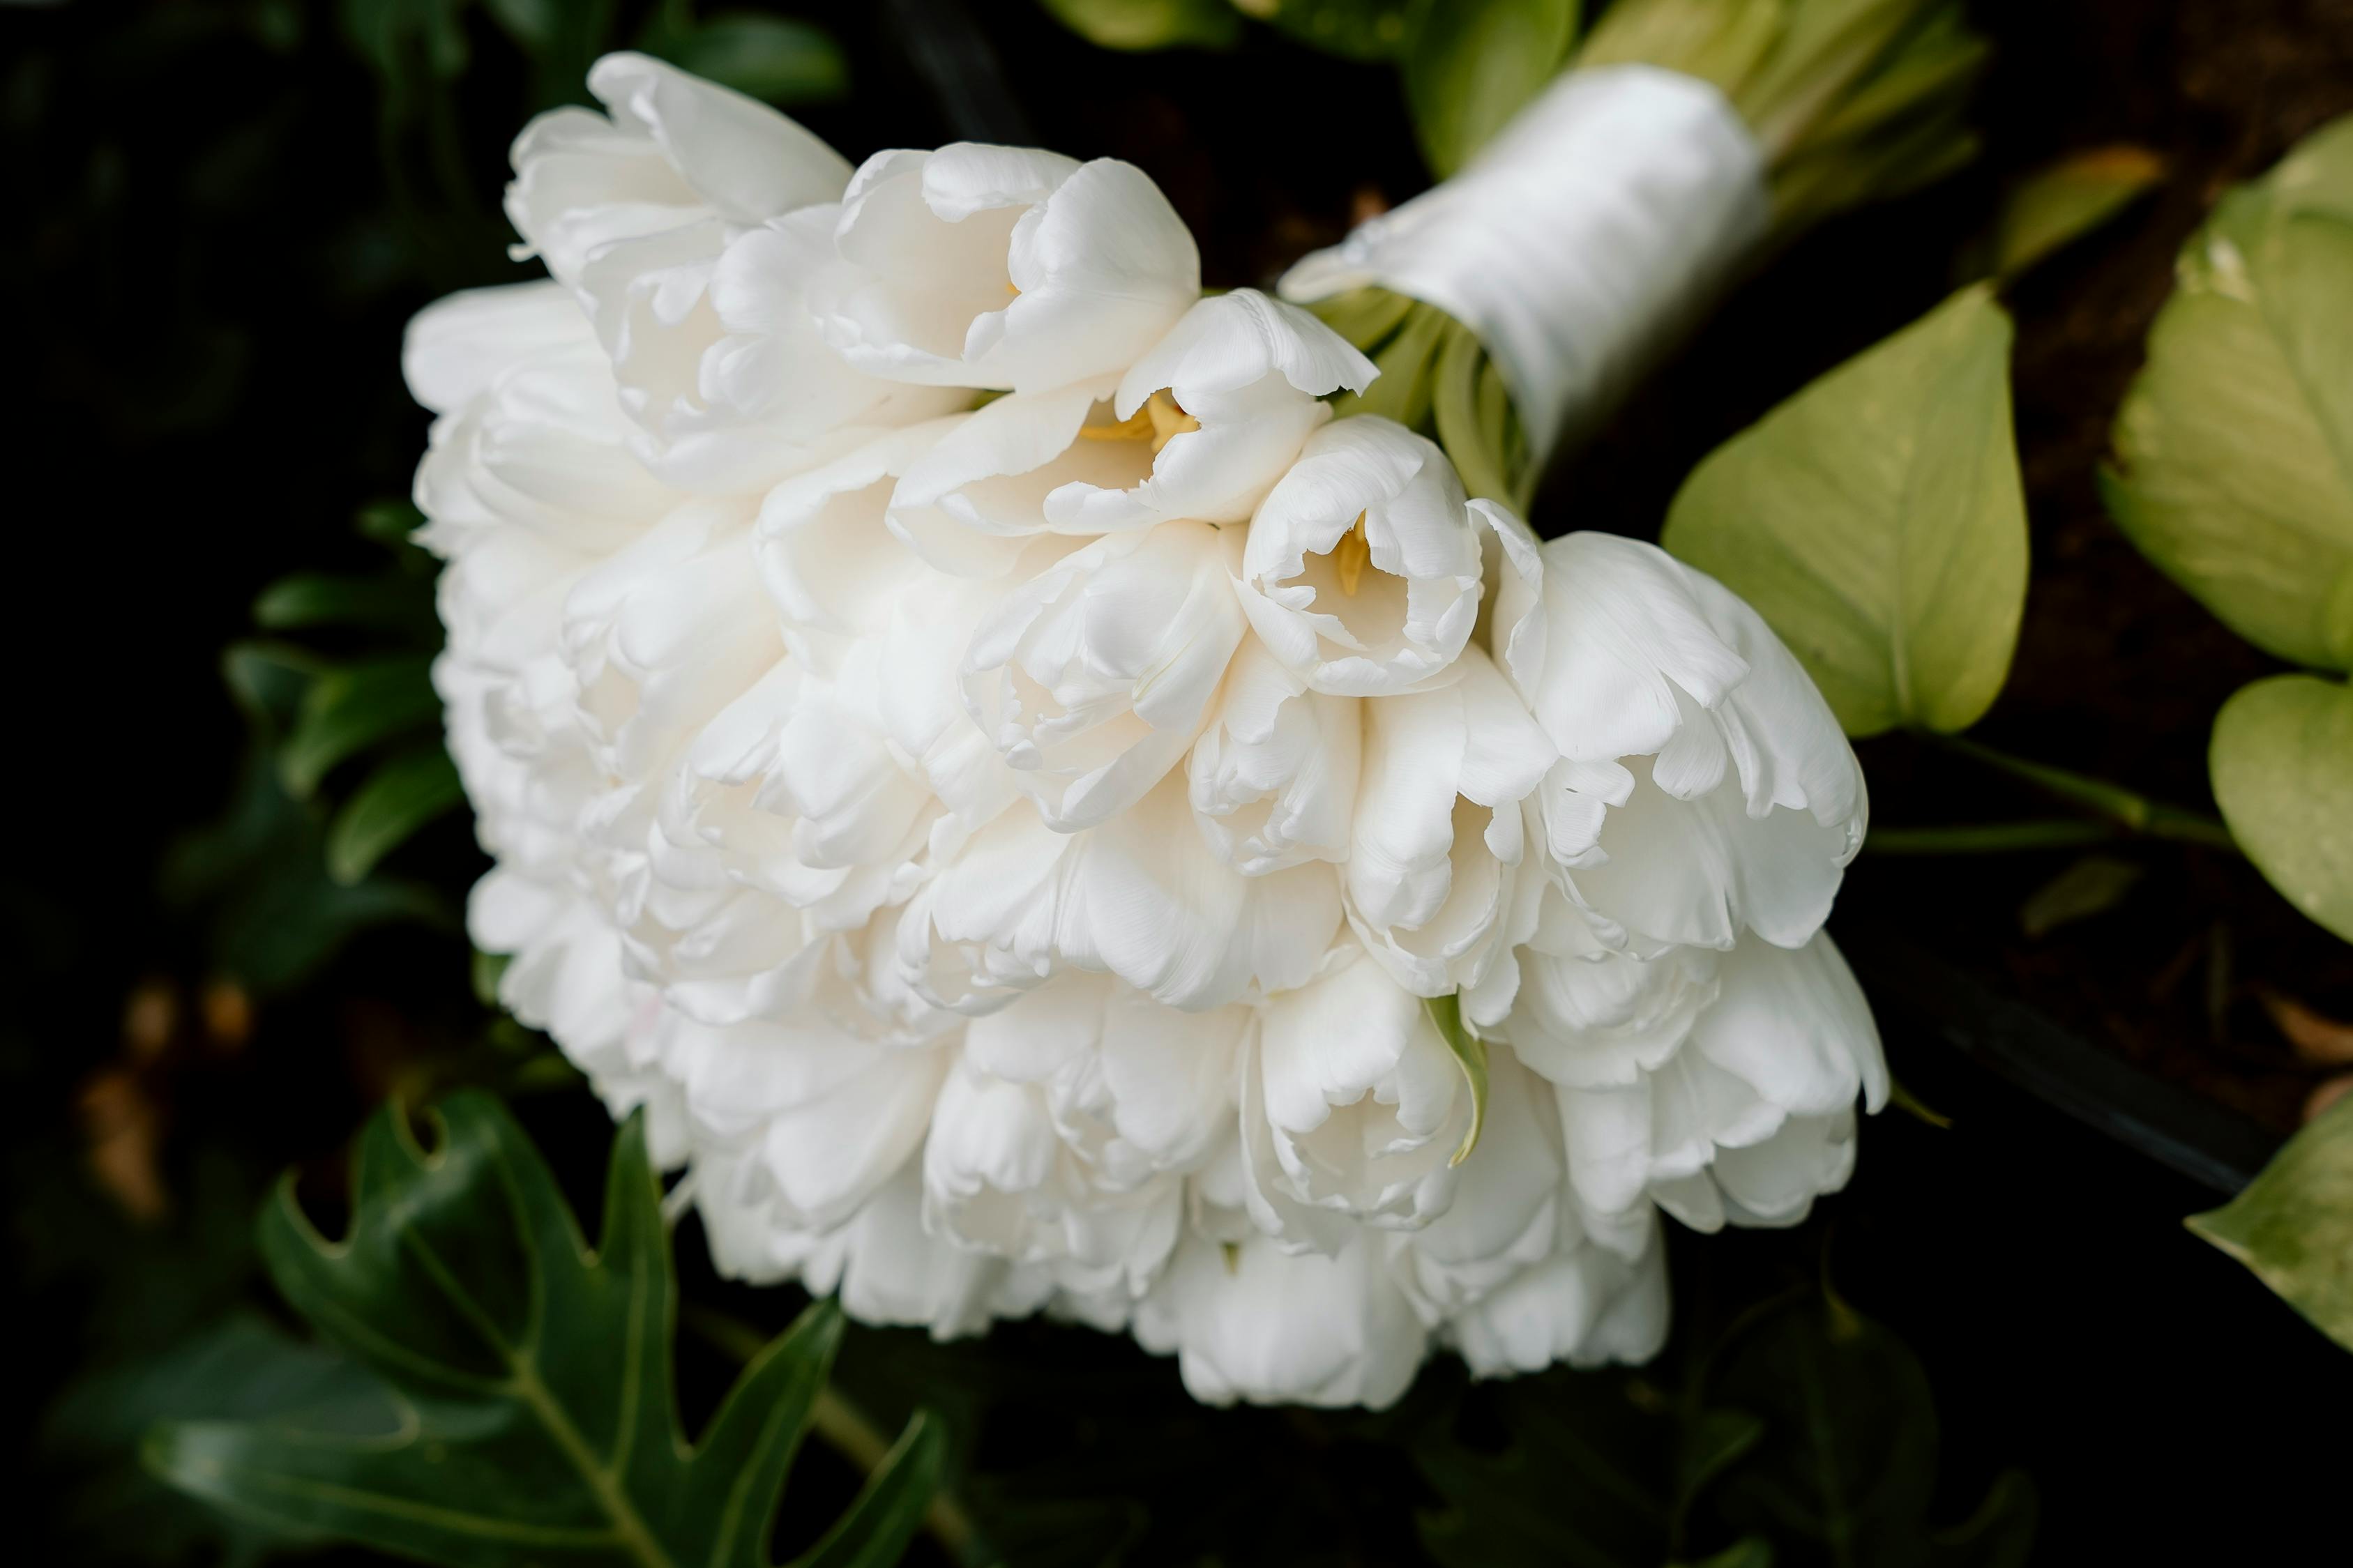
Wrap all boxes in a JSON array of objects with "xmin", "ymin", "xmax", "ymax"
[{"xmin": 7, "ymin": 0, "xmax": 2353, "ymax": 1561}]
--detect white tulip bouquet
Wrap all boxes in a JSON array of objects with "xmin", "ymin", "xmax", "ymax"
[{"xmin": 416, "ymin": 49, "xmax": 1884, "ymax": 1410}]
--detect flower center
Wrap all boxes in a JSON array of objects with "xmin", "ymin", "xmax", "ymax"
[
  {"xmin": 1077, "ymin": 390, "xmax": 1200, "ymax": 455},
  {"xmin": 1333, "ymin": 513, "xmax": 1370, "ymax": 597}
]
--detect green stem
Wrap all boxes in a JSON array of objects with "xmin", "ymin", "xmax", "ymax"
[
  {"xmin": 685, "ymin": 1307, "xmax": 981, "ymax": 1563},
  {"xmin": 1928, "ymin": 733, "xmax": 2241, "ymax": 851},
  {"xmin": 1865, "ymin": 820, "xmax": 2122, "ymax": 855}
]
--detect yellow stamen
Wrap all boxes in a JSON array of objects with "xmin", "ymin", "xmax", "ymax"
[
  {"xmin": 1143, "ymin": 389, "xmax": 1200, "ymax": 452},
  {"xmin": 1005, "ymin": 280, "xmax": 1021, "ymax": 296},
  {"xmin": 1334, "ymin": 512, "xmax": 1370, "ymax": 597},
  {"xmin": 1073, "ymin": 390, "xmax": 1200, "ymax": 455}
]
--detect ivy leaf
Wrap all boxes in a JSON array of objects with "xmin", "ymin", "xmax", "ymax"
[
  {"xmin": 1034, "ymin": 0, "xmax": 1242, "ymax": 51},
  {"xmin": 1402, "ymin": 0, "xmax": 1580, "ymax": 178},
  {"xmin": 2103, "ymin": 114, "xmax": 2353, "ymax": 673},
  {"xmin": 2209, "ymin": 673, "xmax": 2353, "ymax": 943},
  {"xmin": 144, "ymin": 1093, "xmax": 944, "ymax": 1568},
  {"xmin": 1414, "ymin": 1367, "xmax": 1684, "ymax": 1567},
  {"xmin": 2188, "ymin": 1091, "xmax": 2353, "ymax": 1353},
  {"xmin": 1662, "ymin": 286, "xmax": 2027, "ymax": 738},
  {"xmin": 1707, "ymin": 1292, "xmax": 2036, "ymax": 1568}
]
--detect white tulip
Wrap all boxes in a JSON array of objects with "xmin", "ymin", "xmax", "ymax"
[
  {"xmin": 816, "ymin": 143, "xmax": 1199, "ymax": 393},
  {"xmin": 1496, "ymin": 529, "xmax": 1866, "ymax": 954},
  {"xmin": 1347, "ymin": 645, "xmax": 1555, "ymax": 1014},
  {"xmin": 962, "ymin": 975, "xmax": 1248, "ymax": 1183},
  {"xmin": 1188, "ymin": 636, "xmax": 1362, "ymax": 874},
  {"xmin": 1238, "ymin": 418, "xmax": 1490, "ymax": 696},
  {"xmin": 923, "ymin": 1058, "xmax": 1185, "ymax": 1296},
  {"xmin": 1040, "ymin": 290, "xmax": 1377, "ymax": 531},
  {"xmin": 699, "ymin": 1157, "xmax": 1054, "ymax": 1339},
  {"xmin": 1548, "ymin": 931, "xmax": 1886, "ymax": 1230},
  {"xmin": 1397, "ymin": 1053, "xmax": 1567, "ymax": 1316},
  {"xmin": 1503, "ymin": 881, "xmax": 1722, "ymax": 1089},
  {"xmin": 505, "ymin": 54, "xmax": 947, "ymax": 492},
  {"xmin": 1239, "ymin": 944, "xmax": 1466, "ymax": 1254},
  {"xmin": 658, "ymin": 1007, "xmax": 951, "ymax": 1233},
  {"xmin": 468, "ymin": 869, "xmax": 689, "ymax": 1167},
  {"xmin": 409, "ymin": 283, "xmax": 665, "ymax": 561},
  {"xmin": 1131, "ymin": 1228, "xmax": 1428, "ymax": 1410},
  {"xmin": 1443, "ymin": 1215, "xmax": 1670, "ymax": 1377},
  {"xmin": 506, "ymin": 52, "xmax": 850, "ymax": 289},
  {"xmin": 563, "ymin": 497, "xmax": 780, "ymax": 814},
  {"xmin": 961, "ymin": 519, "xmax": 1248, "ymax": 831},
  {"xmin": 898, "ymin": 770, "xmax": 1342, "ymax": 1014},
  {"xmin": 589, "ymin": 201, "xmax": 969, "ymax": 492}
]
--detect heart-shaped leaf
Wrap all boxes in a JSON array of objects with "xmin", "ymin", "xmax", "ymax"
[
  {"xmin": 146, "ymin": 1093, "xmax": 943, "ymax": 1567},
  {"xmin": 2189, "ymin": 1091, "xmax": 2353, "ymax": 1353},
  {"xmin": 2210, "ymin": 672, "xmax": 2353, "ymax": 943},
  {"xmin": 2103, "ymin": 115, "xmax": 2353, "ymax": 673},
  {"xmin": 1662, "ymin": 284, "xmax": 2027, "ymax": 738}
]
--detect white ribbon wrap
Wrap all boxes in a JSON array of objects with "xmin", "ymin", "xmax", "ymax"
[{"xmin": 1278, "ymin": 64, "xmax": 1771, "ymax": 464}]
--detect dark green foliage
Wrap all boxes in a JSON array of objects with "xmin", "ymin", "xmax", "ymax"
[
  {"xmin": 148, "ymin": 1094, "xmax": 944, "ymax": 1568},
  {"xmin": 1416, "ymin": 1289, "xmax": 2036, "ymax": 1568}
]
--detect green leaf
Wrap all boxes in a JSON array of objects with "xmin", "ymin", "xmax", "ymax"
[
  {"xmin": 1415, "ymin": 1369, "xmax": 1682, "ymax": 1567},
  {"xmin": 1661, "ymin": 284, "xmax": 2027, "ymax": 738},
  {"xmin": 1928, "ymin": 1469, "xmax": 2038, "ymax": 1568},
  {"xmin": 1035, "ymin": 0, "xmax": 1242, "ymax": 51},
  {"xmin": 2209, "ymin": 673, "xmax": 2353, "ymax": 943},
  {"xmin": 1678, "ymin": 1544, "xmax": 1774, "ymax": 1568},
  {"xmin": 1976, "ymin": 145, "xmax": 2164, "ymax": 282},
  {"xmin": 2103, "ymin": 115, "xmax": 2353, "ymax": 673},
  {"xmin": 1703, "ymin": 1291, "xmax": 2039, "ymax": 1568},
  {"xmin": 327, "ymin": 746, "xmax": 467, "ymax": 885},
  {"xmin": 1402, "ymin": 0, "xmax": 1580, "ymax": 178},
  {"xmin": 1248, "ymin": 0, "xmax": 1421, "ymax": 62},
  {"xmin": 649, "ymin": 14, "xmax": 849, "ymax": 106},
  {"xmin": 1424, "ymin": 993, "xmax": 1489, "ymax": 1167},
  {"xmin": 146, "ymin": 1094, "xmax": 945, "ymax": 1568},
  {"xmin": 280, "ymin": 655, "xmax": 441, "ymax": 799},
  {"xmin": 2016, "ymin": 853, "xmax": 2143, "ymax": 939},
  {"xmin": 2188, "ymin": 1091, "xmax": 2353, "ymax": 1353},
  {"xmin": 254, "ymin": 570, "xmax": 437, "ymax": 634}
]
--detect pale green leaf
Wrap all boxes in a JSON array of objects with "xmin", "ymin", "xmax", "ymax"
[
  {"xmin": 2104, "ymin": 114, "xmax": 2353, "ymax": 673},
  {"xmin": 146, "ymin": 1095, "xmax": 944, "ymax": 1568},
  {"xmin": 1661, "ymin": 284, "xmax": 2027, "ymax": 737},
  {"xmin": 1423, "ymin": 993, "xmax": 1489, "ymax": 1167},
  {"xmin": 2188, "ymin": 1090, "xmax": 2353, "ymax": 1353},
  {"xmin": 2016, "ymin": 854, "xmax": 2142, "ymax": 939},
  {"xmin": 1981, "ymin": 145, "xmax": 2163, "ymax": 281},
  {"xmin": 1402, "ymin": 0, "xmax": 1580, "ymax": 179},
  {"xmin": 326, "ymin": 746, "xmax": 464, "ymax": 885},
  {"xmin": 2209, "ymin": 673, "xmax": 2353, "ymax": 943},
  {"xmin": 1036, "ymin": 0, "xmax": 1241, "ymax": 51},
  {"xmin": 1248, "ymin": 0, "xmax": 1419, "ymax": 62}
]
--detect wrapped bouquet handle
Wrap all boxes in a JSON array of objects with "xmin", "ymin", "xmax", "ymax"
[
  {"xmin": 1281, "ymin": 0, "xmax": 1986, "ymax": 505},
  {"xmin": 1280, "ymin": 64, "xmax": 1770, "ymax": 469}
]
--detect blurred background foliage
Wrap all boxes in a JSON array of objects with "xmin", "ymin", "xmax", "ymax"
[{"xmin": 6, "ymin": 0, "xmax": 2353, "ymax": 1563}]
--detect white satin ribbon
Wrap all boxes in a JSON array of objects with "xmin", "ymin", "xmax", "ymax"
[{"xmin": 1278, "ymin": 64, "xmax": 1770, "ymax": 464}]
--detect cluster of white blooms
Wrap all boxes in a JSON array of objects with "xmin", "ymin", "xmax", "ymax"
[{"xmin": 413, "ymin": 54, "xmax": 1884, "ymax": 1410}]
